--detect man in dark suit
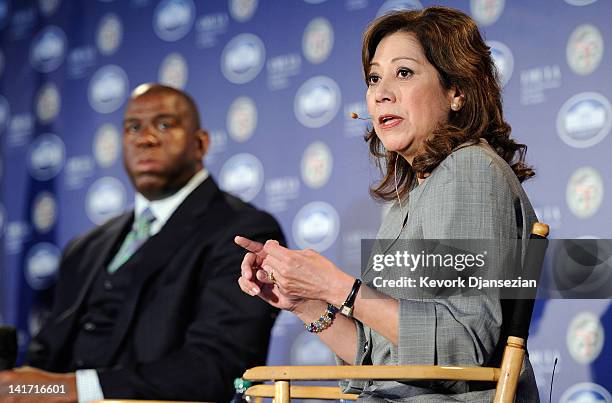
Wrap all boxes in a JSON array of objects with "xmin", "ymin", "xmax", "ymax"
[{"xmin": 0, "ymin": 83, "xmax": 283, "ymax": 402}]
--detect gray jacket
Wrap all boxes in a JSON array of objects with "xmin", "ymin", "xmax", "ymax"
[{"xmin": 340, "ymin": 140, "xmax": 540, "ymax": 402}]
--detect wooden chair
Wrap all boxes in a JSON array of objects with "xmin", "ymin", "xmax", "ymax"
[{"xmin": 244, "ymin": 223, "xmax": 549, "ymax": 403}]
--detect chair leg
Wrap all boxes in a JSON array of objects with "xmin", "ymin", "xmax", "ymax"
[
  {"xmin": 494, "ymin": 336, "xmax": 526, "ymax": 403},
  {"xmin": 275, "ymin": 380, "xmax": 290, "ymax": 403}
]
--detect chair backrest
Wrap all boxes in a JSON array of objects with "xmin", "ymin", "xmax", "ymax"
[
  {"xmin": 507, "ymin": 222, "xmax": 549, "ymax": 340},
  {"xmin": 489, "ymin": 223, "xmax": 549, "ymax": 368},
  {"xmin": 491, "ymin": 223, "xmax": 549, "ymax": 403}
]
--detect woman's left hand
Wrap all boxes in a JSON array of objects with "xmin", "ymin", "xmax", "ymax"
[{"xmin": 260, "ymin": 240, "xmax": 354, "ymax": 306}]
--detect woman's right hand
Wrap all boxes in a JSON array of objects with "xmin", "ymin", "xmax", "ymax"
[{"xmin": 234, "ymin": 236, "xmax": 304, "ymax": 312}]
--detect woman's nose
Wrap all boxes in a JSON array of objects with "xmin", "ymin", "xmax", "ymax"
[{"xmin": 375, "ymin": 79, "xmax": 396, "ymax": 103}]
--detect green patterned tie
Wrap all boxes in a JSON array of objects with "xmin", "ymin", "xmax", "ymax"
[{"xmin": 107, "ymin": 208, "xmax": 156, "ymax": 274}]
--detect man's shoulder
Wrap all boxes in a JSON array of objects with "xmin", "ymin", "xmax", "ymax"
[
  {"xmin": 187, "ymin": 176, "xmax": 274, "ymax": 221},
  {"xmin": 64, "ymin": 212, "xmax": 131, "ymax": 256},
  {"xmin": 215, "ymin": 189, "xmax": 279, "ymax": 228}
]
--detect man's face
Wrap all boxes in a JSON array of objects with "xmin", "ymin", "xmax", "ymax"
[{"xmin": 122, "ymin": 91, "xmax": 208, "ymax": 200}]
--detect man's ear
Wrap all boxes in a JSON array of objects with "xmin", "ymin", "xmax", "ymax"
[{"xmin": 195, "ymin": 129, "xmax": 210, "ymax": 158}]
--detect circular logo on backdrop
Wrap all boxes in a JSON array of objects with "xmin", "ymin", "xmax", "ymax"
[
  {"xmin": 301, "ymin": 141, "xmax": 333, "ymax": 189},
  {"xmin": 557, "ymin": 92, "xmax": 612, "ymax": 148},
  {"xmin": 28, "ymin": 133, "xmax": 65, "ymax": 181},
  {"xmin": 88, "ymin": 65, "xmax": 129, "ymax": 113},
  {"xmin": 32, "ymin": 191, "xmax": 57, "ymax": 233},
  {"xmin": 153, "ymin": 0, "xmax": 195, "ymax": 42},
  {"xmin": 219, "ymin": 153, "xmax": 264, "ymax": 202},
  {"xmin": 566, "ymin": 167, "xmax": 604, "ymax": 218},
  {"xmin": 221, "ymin": 33, "xmax": 266, "ymax": 84},
  {"xmin": 292, "ymin": 201, "xmax": 340, "ymax": 252},
  {"xmin": 36, "ymin": 82, "xmax": 61, "ymax": 124},
  {"xmin": 93, "ymin": 123, "xmax": 121, "ymax": 167},
  {"xmin": 25, "ymin": 243, "xmax": 61, "ymax": 290},
  {"xmin": 229, "ymin": 0, "xmax": 258, "ymax": 22},
  {"xmin": 0, "ymin": 95, "xmax": 9, "ymax": 134},
  {"xmin": 29, "ymin": 25, "xmax": 67, "ymax": 73},
  {"xmin": 470, "ymin": 0, "xmax": 505, "ymax": 26},
  {"xmin": 377, "ymin": 0, "xmax": 422, "ymax": 16},
  {"xmin": 304, "ymin": 0, "xmax": 327, "ymax": 4},
  {"xmin": 566, "ymin": 24, "xmax": 604, "ymax": 76},
  {"xmin": 294, "ymin": 76, "xmax": 341, "ymax": 128},
  {"xmin": 227, "ymin": 96, "xmax": 257, "ymax": 142},
  {"xmin": 487, "ymin": 40, "xmax": 514, "ymax": 87},
  {"xmin": 158, "ymin": 52, "xmax": 188, "ymax": 89},
  {"xmin": 566, "ymin": 312, "xmax": 605, "ymax": 364},
  {"xmin": 97, "ymin": 13, "xmax": 123, "ymax": 56},
  {"xmin": 560, "ymin": 382, "xmax": 612, "ymax": 403},
  {"xmin": 39, "ymin": 0, "xmax": 61, "ymax": 17},
  {"xmin": 86, "ymin": 177, "xmax": 126, "ymax": 225},
  {"xmin": 302, "ymin": 17, "xmax": 334, "ymax": 64}
]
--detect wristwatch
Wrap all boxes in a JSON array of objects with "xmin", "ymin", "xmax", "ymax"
[{"xmin": 340, "ymin": 279, "xmax": 362, "ymax": 317}]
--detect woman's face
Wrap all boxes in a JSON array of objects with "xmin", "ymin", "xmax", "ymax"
[{"xmin": 366, "ymin": 31, "xmax": 453, "ymax": 163}]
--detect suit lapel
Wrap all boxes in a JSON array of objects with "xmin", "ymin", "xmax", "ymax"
[{"xmin": 103, "ymin": 178, "xmax": 220, "ymax": 363}]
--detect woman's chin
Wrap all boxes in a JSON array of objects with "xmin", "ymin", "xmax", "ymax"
[{"xmin": 381, "ymin": 140, "xmax": 411, "ymax": 154}]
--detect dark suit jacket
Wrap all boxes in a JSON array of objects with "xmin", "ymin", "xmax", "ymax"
[{"xmin": 27, "ymin": 177, "xmax": 284, "ymax": 402}]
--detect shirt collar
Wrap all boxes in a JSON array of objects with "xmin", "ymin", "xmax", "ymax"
[{"xmin": 134, "ymin": 168, "xmax": 209, "ymax": 236}]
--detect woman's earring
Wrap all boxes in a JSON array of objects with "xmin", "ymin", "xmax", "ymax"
[{"xmin": 451, "ymin": 102, "xmax": 459, "ymax": 111}]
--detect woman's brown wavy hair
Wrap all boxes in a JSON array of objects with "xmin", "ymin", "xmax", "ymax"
[{"xmin": 362, "ymin": 6, "xmax": 534, "ymax": 202}]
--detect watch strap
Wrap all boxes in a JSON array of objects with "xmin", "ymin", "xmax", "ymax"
[{"xmin": 340, "ymin": 278, "xmax": 362, "ymax": 317}]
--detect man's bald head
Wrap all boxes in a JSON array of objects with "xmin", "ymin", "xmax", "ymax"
[{"xmin": 129, "ymin": 83, "xmax": 201, "ymax": 133}]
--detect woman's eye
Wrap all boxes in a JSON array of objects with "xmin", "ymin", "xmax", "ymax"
[
  {"xmin": 367, "ymin": 74, "xmax": 380, "ymax": 85},
  {"xmin": 397, "ymin": 68, "xmax": 412, "ymax": 78}
]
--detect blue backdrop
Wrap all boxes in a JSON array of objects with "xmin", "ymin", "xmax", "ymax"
[{"xmin": 0, "ymin": 0, "xmax": 610, "ymax": 401}]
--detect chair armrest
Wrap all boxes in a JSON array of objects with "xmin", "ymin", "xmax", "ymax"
[
  {"xmin": 246, "ymin": 384, "xmax": 358, "ymax": 400},
  {"xmin": 244, "ymin": 365, "xmax": 500, "ymax": 382}
]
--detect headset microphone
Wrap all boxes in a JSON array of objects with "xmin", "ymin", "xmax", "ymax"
[{"xmin": 350, "ymin": 112, "xmax": 371, "ymax": 121}]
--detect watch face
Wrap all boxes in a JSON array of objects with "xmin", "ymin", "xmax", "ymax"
[{"xmin": 340, "ymin": 305, "xmax": 353, "ymax": 317}]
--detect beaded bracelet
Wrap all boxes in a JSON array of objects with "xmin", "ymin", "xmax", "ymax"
[{"xmin": 305, "ymin": 304, "xmax": 339, "ymax": 333}]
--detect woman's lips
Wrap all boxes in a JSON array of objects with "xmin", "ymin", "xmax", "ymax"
[{"xmin": 378, "ymin": 115, "xmax": 403, "ymax": 129}]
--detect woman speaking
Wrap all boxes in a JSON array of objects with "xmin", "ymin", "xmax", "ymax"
[{"xmin": 236, "ymin": 6, "xmax": 539, "ymax": 402}]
